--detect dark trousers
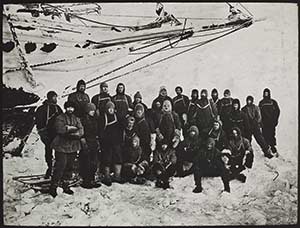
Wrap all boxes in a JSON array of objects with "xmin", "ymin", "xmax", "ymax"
[
  {"xmin": 193, "ymin": 157, "xmax": 230, "ymax": 190},
  {"xmin": 248, "ymin": 124, "xmax": 269, "ymax": 152},
  {"xmin": 262, "ymin": 124, "xmax": 277, "ymax": 147},
  {"xmin": 51, "ymin": 151, "xmax": 77, "ymax": 188},
  {"xmin": 79, "ymin": 146, "xmax": 98, "ymax": 184},
  {"xmin": 39, "ymin": 132, "xmax": 54, "ymax": 172}
]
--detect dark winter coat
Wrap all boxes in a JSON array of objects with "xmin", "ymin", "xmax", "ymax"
[
  {"xmin": 112, "ymin": 93, "xmax": 133, "ymax": 121},
  {"xmin": 228, "ymin": 128, "xmax": 253, "ymax": 168},
  {"xmin": 35, "ymin": 100, "xmax": 63, "ymax": 139},
  {"xmin": 177, "ymin": 126, "xmax": 202, "ymax": 162},
  {"xmin": 219, "ymin": 97, "xmax": 233, "ymax": 121},
  {"xmin": 98, "ymin": 112, "xmax": 123, "ymax": 146},
  {"xmin": 201, "ymin": 126, "xmax": 229, "ymax": 151},
  {"xmin": 209, "ymin": 97, "xmax": 221, "ymax": 114},
  {"xmin": 133, "ymin": 102, "xmax": 155, "ymax": 133},
  {"xmin": 151, "ymin": 95, "xmax": 173, "ymax": 111},
  {"xmin": 51, "ymin": 112, "xmax": 84, "ymax": 153},
  {"xmin": 91, "ymin": 92, "xmax": 112, "ymax": 116},
  {"xmin": 81, "ymin": 115, "xmax": 98, "ymax": 141},
  {"xmin": 187, "ymin": 99, "xmax": 200, "ymax": 126},
  {"xmin": 259, "ymin": 98, "xmax": 280, "ymax": 127},
  {"xmin": 68, "ymin": 91, "xmax": 90, "ymax": 118},
  {"xmin": 172, "ymin": 94, "xmax": 190, "ymax": 116},
  {"xmin": 241, "ymin": 104, "xmax": 262, "ymax": 128},
  {"xmin": 195, "ymin": 98, "xmax": 218, "ymax": 131},
  {"xmin": 157, "ymin": 111, "xmax": 181, "ymax": 146}
]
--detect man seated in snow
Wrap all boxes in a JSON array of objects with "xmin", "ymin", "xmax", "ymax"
[
  {"xmin": 50, "ymin": 101, "xmax": 84, "ymax": 198},
  {"xmin": 201, "ymin": 118, "xmax": 229, "ymax": 152},
  {"xmin": 192, "ymin": 137, "xmax": 231, "ymax": 193},
  {"xmin": 152, "ymin": 143, "xmax": 177, "ymax": 189},
  {"xmin": 154, "ymin": 2, "xmax": 182, "ymax": 26},
  {"xmin": 176, "ymin": 125, "xmax": 202, "ymax": 177},
  {"xmin": 122, "ymin": 135, "xmax": 149, "ymax": 185},
  {"xmin": 35, "ymin": 91, "xmax": 63, "ymax": 179},
  {"xmin": 223, "ymin": 127, "xmax": 254, "ymax": 183}
]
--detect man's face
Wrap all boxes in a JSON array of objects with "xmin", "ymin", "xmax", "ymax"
[
  {"xmin": 135, "ymin": 109, "xmax": 143, "ymax": 118},
  {"xmin": 107, "ymin": 107, "xmax": 114, "ymax": 115},
  {"xmin": 207, "ymin": 141, "xmax": 214, "ymax": 150},
  {"xmin": 247, "ymin": 99, "xmax": 253, "ymax": 105},
  {"xmin": 102, "ymin": 86, "xmax": 108, "ymax": 93},
  {"xmin": 127, "ymin": 120, "xmax": 135, "ymax": 130},
  {"xmin": 160, "ymin": 89, "xmax": 167, "ymax": 97},
  {"xmin": 201, "ymin": 92, "xmax": 207, "ymax": 99},
  {"xmin": 155, "ymin": 102, "xmax": 161, "ymax": 109},
  {"xmin": 132, "ymin": 139, "xmax": 139, "ymax": 148},
  {"xmin": 213, "ymin": 122, "xmax": 220, "ymax": 131},
  {"xmin": 66, "ymin": 106, "xmax": 74, "ymax": 114},
  {"xmin": 191, "ymin": 92, "xmax": 198, "ymax": 100},
  {"xmin": 78, "ymin": 85, "xmax": 85, "ymax": 92},
  {"xmin": 264, "ymin": 91, "xmax": 269, "ymax": 97},
  {"xmin": 88, "ymin": 110, "xmax": 95, "ymax": 116},
  {"xmin": 233, "ymin": 103, "xmax": 239, "ymax": 110},
  {"xmin": 135, "ymin": 97, "xmax": 142, "ymax": 103},
  {"xmin": 189, "ymin": 130, "xmax": 196, "ymax": 138},
  {"xmin": 175, "ymin": 88, "xmax": 182, "ymax": 96},
  {"xmin": 50, "ymin": 95, "xmax": 57, "ymax": 104},
  {"xmin": 212, "ymin": 92, "xmax": 218, "ymax": 99},
  {"xmin": 232, "ymin": 129, "xmax": 238, "ymax": 138},
  {"xmin": 162, "ymin": 101, "xmax": 172, "ymax": 112},
  {"xmin": 118, "ymin": 85, "xmax": 124, "ymax": 93}
]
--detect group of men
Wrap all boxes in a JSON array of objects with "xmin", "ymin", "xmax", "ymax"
[{"xmin": 35, "ymin": 79, "xmax": 280, "ymax": 197}]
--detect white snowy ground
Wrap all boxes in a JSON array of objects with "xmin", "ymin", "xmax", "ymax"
[{"xmin": 3, "ymin": 3, "xmax": 298, "ymax": 226}]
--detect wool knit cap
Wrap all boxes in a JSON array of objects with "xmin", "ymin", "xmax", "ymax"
[
  {"xmin": 47, "ymin": 91, "xmax": 57, "ymax": 100},
  {"xmin": 100, "ymin": 82, "xmax": 108, "ymax": 88},
  {"xmin": 85, "ymin": 103, "xmax": 96, "ymax": 113},
  {"xmin": 64, "ymin": 101, "xmax": 76, "ymax": 109},
  {"xmin": 105, "ymin": 101, "xmax": 115, "ymax": 110},
  {"xmin": 134, "ymin": 91, "xmax": 142, "ymax": 99}
]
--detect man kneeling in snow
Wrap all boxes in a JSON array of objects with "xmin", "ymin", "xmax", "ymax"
[
  {"xmin": 193, "ymin": 137, "xmax": 231, "ymax": 193},
  {"xmin": 122, "ymin": 135, "xmax": 149, "ymax": 184},
  {"xmin": 223, "ymin": 127, "xmax": 254, "ymax": 183}
]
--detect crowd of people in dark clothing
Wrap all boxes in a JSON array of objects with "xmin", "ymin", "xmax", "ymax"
[{"xmin": 35, "ymin": 79, "xmax": 280, "ymax": 197}]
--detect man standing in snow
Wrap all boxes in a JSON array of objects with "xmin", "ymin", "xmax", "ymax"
[
  {"xmin": 259, "ymin": 88, "xmax": 280, "ymax": 156},
  {"xmin": 172, "ymin": 86, "xmax": 190, "ymax": 128},
  {"xmin": 225, "ymin": 98, "xmax": 250, "ymax": 140},
  {"xmin": 79, "ymin": 103, "xmax": 101, "ymax": 189},
  {"xmin": 151, "ymin": 86, "xmax": 173, "ymax": 112},
  {"xmin": 112, "ymin": 83, "xmax": 134, "ymax": 126},
  {"xmin": 195, "ymin": 89, "xmax": 218, "ymax": 132},
  {"xmin": 242, "ymin": 95, "xmax": 274, "ymax": 158},
  {"xmin": 186, "ymin": 89, "xmax": 200, "ymax": 130},
  {"xmin": 219, "ymin": 89, "xmax": 233, "ymax": 130},
  {"xmin": 210, "ymin": 88, "xmax": 221, "ymax": 115},
  {"xmin": 68, "ymin": 80, "xmax": 90, "ymax": 119},
  {"xmin": 35, "ymin": 91, "xmax": 63, "ymax": 179},
  {"xmin": 91, "ymin": 82, "xmax": 112, "ymax": 117},
  {"xmin": 192, "ymin": 137, "xmax": 231, "ymax": 193},
  {"xmin": 49, "ymin": 101, "xmax": 84, "ymax": 197}
]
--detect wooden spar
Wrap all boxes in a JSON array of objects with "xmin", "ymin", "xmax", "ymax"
[{"xmin": 3, "ymin": 12, "xmax": 37, "ymax": 87}]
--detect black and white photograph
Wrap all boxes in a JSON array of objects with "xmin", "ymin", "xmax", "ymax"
[{"xmin": 2, "ymin": 2, "xmax": 298, "ymax": 226}]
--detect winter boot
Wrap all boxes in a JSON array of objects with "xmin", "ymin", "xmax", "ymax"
[
  {"xmin": 112, "ymin": 176, "xmax": 125, "ymax": 184},
  {"xmin": 44, "ymin": 168, "xmax": 52, "ymax": 179},
  {"xmin": 81, "ymin": 181, "xmax": 94, "ymax": 189},
  {"xmin": 264, "ymin": 146, "xmax": 274, "ymax": 159},
  {"xmin": 102, "ymin": 177, "xmax": 112, "ymax": 186},
  {"xmin": 155, "ymin": 179, "xmax": 164, "ymax": 188},
  {"xmin": 271, "ymin": 146, "xmax": 279, "ymax": 157},
  {"xmin": 192, "ymin": 185, "xmax": 203, "ymax": 193},
  {"xmin": 236, "ymin": 173, "xmax": 247, "ymax": 183},
  {"xmin": 91, "ymin": 180, "xmax": 102, "ymax": 188},
  {"xmin": 62, "ymin": 183, "xmax": 74, "ymax": 195},
  {"xmin": 49, "ymin": 186, "xmax": 57, "ymax": 198}
]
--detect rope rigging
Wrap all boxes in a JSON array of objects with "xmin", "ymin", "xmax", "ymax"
[{"xmin": 66, "ymin": 20, "xmax": 250, "ymax": 93}]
